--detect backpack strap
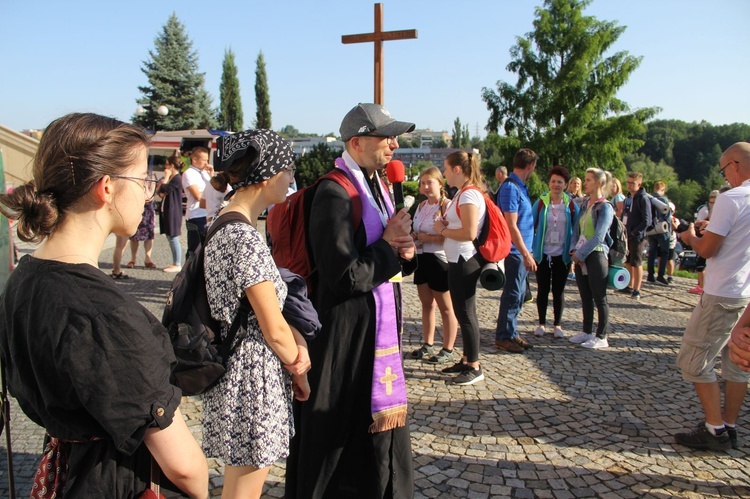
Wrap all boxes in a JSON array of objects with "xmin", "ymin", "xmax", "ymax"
[
  {"xmin": 454, "ymin": 185, "xmax": 484, "ymax": 217},
  {"xmin": 321, "ymin": 169, "xmax": 362, "ymax": 231},
  {"xmin": 204, "ymin": 211, "xmax": 253, "ymax": 361},
  {"xmin": 1, "ymin": 359, "xmax": 16, "ymax": 499}
]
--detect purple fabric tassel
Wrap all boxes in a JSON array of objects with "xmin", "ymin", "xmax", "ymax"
[{"xmin": 335, "ymin": 158, "xmax": 408, "ymax": 432}]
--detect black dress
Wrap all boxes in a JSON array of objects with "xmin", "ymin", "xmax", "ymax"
[
  {"xmin": 285, "ymin": 179, "xmax": 416, "ymax": 499},
  {"xmin": 159, "ymin": 174, "xmax": 184, "ymax": 237},
  {"xmin": 0, "ymin": 256, "xmax": 183, "ymax": 497}
]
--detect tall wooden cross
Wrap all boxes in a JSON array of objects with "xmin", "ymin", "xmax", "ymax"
[{"xmin": 341, "ymin": 3, "xmax": 418, "ymax": 105}]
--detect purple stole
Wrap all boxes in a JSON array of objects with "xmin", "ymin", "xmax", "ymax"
[{"xmin": 335, "ymin": 157, "xmax": 408, "ymax": 433}]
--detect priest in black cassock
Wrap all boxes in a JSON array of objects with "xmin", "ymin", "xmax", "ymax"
[{"xmin": 285, "ymin": 104, "xmax": 417, "ymax": 499}]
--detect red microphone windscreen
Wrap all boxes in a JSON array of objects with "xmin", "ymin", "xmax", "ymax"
[{"xmin": 386, "ymin": 160, "xmax": 405, "ymax": 183}]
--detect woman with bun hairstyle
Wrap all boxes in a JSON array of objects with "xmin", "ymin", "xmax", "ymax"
[
  {"xmin": 0, "ymin": 113, "xmax": 208, "ymax": 498},
  {"xmin": 569, "ymin": 168, "xmax": 615, "ymax": 350},
  {"xmin": 158, "ymin": 153, "xmax": 184, "ymax": 273},
  {"xmin": 409, "ymin": 166, "xmax": 458, "ymax": 364},
  {"xmin": 434, "ymin": 151, "xmax": 487, "ymax": 385},
  {"xmin": 201, "ymin": 129, "xmax": 311, "ymax": 498},
  {"xmin": 531, "ymin": 165, "xmax": 579, "ymax": 338}
]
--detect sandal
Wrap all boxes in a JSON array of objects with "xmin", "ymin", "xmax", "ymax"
[
  {"xmin": 110, "ymin": 272, "xmax": 131, "ymax": 280},
  {"xmin": 126, "ymin": 261, "xmax": 135, "ymax": 268},
  {"xmin": 408, "ymin": 343, "xmax": 434, "ymax": 360},
  {"xmin": 144, "ymin": 262, "xmax": 156, "ymax": 269}
]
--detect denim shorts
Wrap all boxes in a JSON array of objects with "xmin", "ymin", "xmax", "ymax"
[{"xmin": 676, "ymin": 293, "xmax": 750, "ymax": 383}]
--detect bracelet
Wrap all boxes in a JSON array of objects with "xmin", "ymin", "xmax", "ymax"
[{"xmin": 439, "ymin": 227, "xmax": 446, "ymax": 235}]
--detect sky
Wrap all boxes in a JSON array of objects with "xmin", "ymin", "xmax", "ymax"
[{"xmin": 1, "ymin": 0, "xmax": 749, "ymax": 137}]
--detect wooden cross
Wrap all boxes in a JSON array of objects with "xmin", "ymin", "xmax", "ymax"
[
  {"xmin": 379, "ymin": 366, "xmax": 398, "ymax": 395},
  {"xmin": 342, "ymin": 3, "xmax": 418, "ymax": 104}
]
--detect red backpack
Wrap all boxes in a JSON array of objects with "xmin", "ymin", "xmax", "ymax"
[
  {"xmin": 455, "ymin": 186, "xmax": 512, "ymax": 263},
  {"xmin": 266, "ymin": 169, "xmax": 361, "ymax": 294}
]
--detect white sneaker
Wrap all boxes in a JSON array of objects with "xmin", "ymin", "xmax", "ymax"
[
  {"xmin": 534, "ymin": 325, "xmax": 546, "ymax": 337},
  {"xmin": 553, "ymin": 326, "xmax": 565, "ymax": 338},
  {"xmin": 569, "ymin": 332, "xmax": 593, "ymax": 344},
  {"xmin": 581, "ymin": 336, "xmax": 609, "ymax": 349}
]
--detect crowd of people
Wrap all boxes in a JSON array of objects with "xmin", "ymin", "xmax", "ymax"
[{"xmin": 0, "ymin": 106, "xmax": 748, "ymax": 498}]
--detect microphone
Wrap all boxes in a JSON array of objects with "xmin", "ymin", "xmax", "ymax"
[{"xmin": 386, "ymin": 160, "xmax": 406, "ymax": 210}]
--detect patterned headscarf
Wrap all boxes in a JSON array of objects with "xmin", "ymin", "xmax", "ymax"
[{"xmin": 215, "ymin": 129, "xmax": 294, "ymax": 189}]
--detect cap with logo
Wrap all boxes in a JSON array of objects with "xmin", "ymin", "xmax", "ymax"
[{"xmin": 339, "ymin": 103, "xmax": 415, "ymax": 142}]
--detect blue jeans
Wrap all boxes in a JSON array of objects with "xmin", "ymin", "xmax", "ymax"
[
  {"xmin": 166, "ymin": 234, "xmax": 182, "ymax": 266},
  {"xmin": 496, "ymin": 253, "xmax": 528, "ymax": 341}
]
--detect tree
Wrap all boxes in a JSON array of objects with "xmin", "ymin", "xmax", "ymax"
[
  {"xmin": 218, "ymin": 48, "xmax": 244, "ymax": 132},
  {"xmin": 481, "ymin": 0, "xmax": 659, "ymax": 170},
  {"xmin": 295, "ymin": 143, "xmax": 342, "ymax": 188},
  {"xmin": 135, "ymin": 13, "xmax": 216, "ymax": 130},
  {"xmin": 624, "ymin": 153, "xmax": 678, "ymax": 188},
  {"xmin": 278, "ymin": 125, "xmax": 300, "ymax": 138},
  {"xmin": 255, "ymin": 51, "xmax": 272, "ymax": 129},
  {"xmin": 452, "ymin": 118, "xmax": 463, "ymax": 148}
]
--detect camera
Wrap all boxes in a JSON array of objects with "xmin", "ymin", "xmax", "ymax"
[{"xmin": 675, "ymin": 219, "xmax": 691, "ymax": 234}]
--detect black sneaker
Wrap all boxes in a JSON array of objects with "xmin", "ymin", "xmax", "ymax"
[
  {"xmin": 425, "ymin": 348, "xmax": 454, "ymax": 364},
  {"xmin": 441, "ymin": 361, "xmax": 471, "ymax": 374},
  {"xmin": 674, "ymin": 423, "xmax": 732, "ymax": 451},
  {"xmin": 617, "ymin": 286, "xmax": 633, "ymax": 294},
  {"xmin": 409, "ymin": 343, "xmax": 434, "ymax": 360},
  {"xmin": 656, "ymin": 276, "xmax": 670, "ymax": 286},
  {"xmin": 727, "ymin": 427, "xmax": 739, "ymax": 449},
  {"xmin": 667, "ymin": 276, "xmax": 674, "ymax": 284},
  {"xmin": 631, "ymin": 290, "xmax": 641, "ymax": 300},
  {"xmin": 453, "ymin": 367, "xmax": 484, "ymax": 385},
  {"xmin": 647, "ymin": 275, "xmax": 656, "ymax": 283}
]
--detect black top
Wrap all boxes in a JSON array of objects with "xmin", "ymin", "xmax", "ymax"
[
  {"xmin": 624, "ymin": 187, "xmax": 653, "ymax": 241},
  {"xmin": 0, "ymin": 256, "xmax": 182, "ymax": 497},
  {"xmin": 159, "ymin": 173, "xmax": 184, "ymax": 237}
]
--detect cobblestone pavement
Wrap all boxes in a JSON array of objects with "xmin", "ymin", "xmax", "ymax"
[{"xmin": 2, "ymin": 228, "xmax": 749, "ymax": 498}]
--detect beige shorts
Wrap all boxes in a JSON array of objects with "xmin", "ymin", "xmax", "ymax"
[{"xmin": 676, "ymin": 293, "xmax": 750, "ymax": 383}]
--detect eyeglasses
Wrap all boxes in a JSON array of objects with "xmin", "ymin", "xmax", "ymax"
[
  {"xmin": 719, "ymin": 160, "xmax": 738, "ymax": 178},
  {"xmin": 283, "ymin": 166, "xmax": 296, "ymax": 176},
  {"xmin": 361, "ymin": 135, "xmax": 397, "ymax": 146},
  {"xmin": 111, "ymin": 173, "xmax": 159, "ymax": 198}
]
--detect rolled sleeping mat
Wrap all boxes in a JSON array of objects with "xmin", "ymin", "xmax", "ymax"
[
  {"xmin": 645, "ymin": 220, "xmax": 669, "ymax": 236},
  {"xmin": 480, "ymin": 262, "xmax": 505, "ymax": 291},
  {"xmin": 608, "ymin": 266, "xmax": 631, "ymax": 290}
]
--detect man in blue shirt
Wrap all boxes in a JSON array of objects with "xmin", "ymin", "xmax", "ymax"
[{"xmin": 496, "ymin": 148, "xmax": 538, "ymax": 353}]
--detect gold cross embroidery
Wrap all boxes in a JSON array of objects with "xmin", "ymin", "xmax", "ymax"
[{"xmin": 380, "ymin": 366, "xmax": 398, "ymax": 395}]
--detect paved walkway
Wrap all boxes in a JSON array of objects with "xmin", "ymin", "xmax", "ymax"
[{"xmin": 2, "ymin": 228, "xmax": 749, "ymax": 498}]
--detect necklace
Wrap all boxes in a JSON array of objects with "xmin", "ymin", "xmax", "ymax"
[
  {"xmin": 227, "ymin": 202, "xmax": 255, "ymax": 227},
  {"xmin": 34, "ymin": 253, "xmax": 99, "ymax": 266}
]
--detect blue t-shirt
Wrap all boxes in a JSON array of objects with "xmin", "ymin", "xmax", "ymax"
[{"xmin": 498, "ymin": 173, "xmax": 534, "ymax": 255}]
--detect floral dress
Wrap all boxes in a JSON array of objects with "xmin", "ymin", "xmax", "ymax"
[{"xmin": 202, "ymin": 222, "xmax": 293, "ymax": 468}]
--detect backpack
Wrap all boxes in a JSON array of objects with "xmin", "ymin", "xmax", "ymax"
[
  {"xmin": 592, "ymin": 201, "xmax": 628, "ymax": 266},
  {"xmin": 455, "ymin": 186, "xmax": 512, "ymax": 263},
  {"xmin": 266, "ymin": 168, "xmax": 362, "ymax": 294},
  {"xmin": 162, "ymin": 211, "xmax": 251, "ymax": 396}
]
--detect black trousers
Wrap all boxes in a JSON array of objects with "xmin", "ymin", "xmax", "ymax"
[
  {"xmin": 448, "ymin": 255, "xmax": 482, "ymax": 363},
  {"xmin": 574, "ymin": 251, "xmax": 610, "ymax": 338},
  {"xmin": 535, "ymin": 254, "xmax": 568, "ymax": 326}
]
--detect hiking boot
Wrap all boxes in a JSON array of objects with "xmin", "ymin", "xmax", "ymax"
[
  {"xmin": 513, "ymin": 336, "xmax": 533, "ymax": 350},
  {"xmin": 688, "ymin": 285, "xmax": 704, "ymax": 295},
  {"xmin": 631, "ymin": 290, "xmax": 641, "ymax": 300},
  {"xmin": 426, "ymin": 348, "xmax": 454, "ymax": 364},
  {"xmin": 581, "ymin": 336, "xmax": 609, "ymax": 349},
  {"xmin": 553, "ymin": 326, "xmax": 565, "ymax": 338},
  {"xmin": 569, "ymin": 332, "xmax": 593, "ymax": 344},
  {"xmin": 674, "ymin": 423, "xmax": 731, "ymax": 451},
  {"xmin": 647, "ymin": 275, "xmax": 656, "ymax": 283},
  {"xmin": 617, "ymin": 286, "xmax": 633, "ymax": 294},
  {"xmin": 656, "ymin": 276, "xmax": 670, "ymax": 286},
  {"xmin": 727, "ymin": 427, "xmax": 739, "ymax": 449},
  {"xmin": 441, "ymin": 361, "xmax": 471, "ymax": 374},
  {"xmin": 452, "ymin": 367, "xmax": 484, "ymax": 386},
  {"xmin": 495, "ymin": 339, "xmax": 524, "ymax": 353},
  {"xmin": 534, "ymin": 325, "xmax": 546, "ymax": 337},
  {"xmin": 409, "ymin": 343, "xmax": 434, "ymax": 360}
]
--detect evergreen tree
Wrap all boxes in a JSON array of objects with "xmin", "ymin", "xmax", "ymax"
[
  {"xmin": 255, "ymin": 51, "xmax": 272, "ymax": 129},
  {"xmin": 481, "ymin": 0, "xmax": 659, "ymax": 172},
  {"xmin": 218, "ymin": 48, "xmax": 244, "ymax": 132},
  {"xmin": 452, "ymin": 117, "xmax": 463, "ymax": 148},
  {"xmin": 135, "ymin": 13, "xmax": 216, "ymax": 131}
]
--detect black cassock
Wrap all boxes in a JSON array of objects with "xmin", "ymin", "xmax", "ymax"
[{"xmin": 285, "ymin": 178, "xmax": 416, "ymax": 499}]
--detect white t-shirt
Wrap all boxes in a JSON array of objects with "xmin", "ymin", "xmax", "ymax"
[
  {"xmin": 204, "ymin": 183, "xmax": 232, "ymax": 221},
  {"xmin": 443, "ymin": 188, "xmax": 487, "ymax": 264},
  {"xmin": 182, "ymin": 166, "xmax": 211, "ymax": 219},
  {"xmin": 413, "ymin": 200, "xmax": 447, "ymax": 261},
  {"xmin": 703, "ymin": 180, "xmax": 750, "ymax": 298}
]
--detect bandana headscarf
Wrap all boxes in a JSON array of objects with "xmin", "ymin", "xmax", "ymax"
[{"xmin": 215, "ymin": 129, "xmax": 294, "ymax": 189}]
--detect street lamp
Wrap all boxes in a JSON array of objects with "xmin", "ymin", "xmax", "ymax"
[{"xmin": 135, "ymin": 104, "xmax": 168, "ymax": 131}]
